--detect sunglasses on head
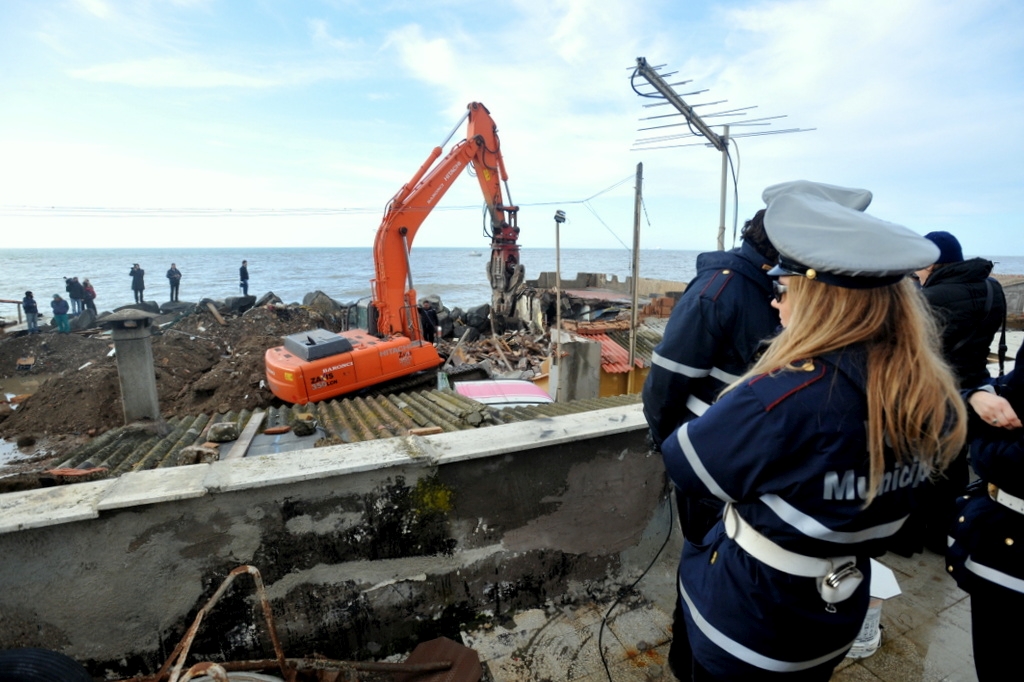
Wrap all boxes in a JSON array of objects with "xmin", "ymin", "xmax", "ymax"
[{"xmin": 772, "ymin": 280, "xmax": 788, "ymax": 303}]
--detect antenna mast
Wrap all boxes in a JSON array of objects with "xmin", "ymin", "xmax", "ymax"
[{"xmin": 631, "ymin": 56, "xmax": 814, "ymax": 249}]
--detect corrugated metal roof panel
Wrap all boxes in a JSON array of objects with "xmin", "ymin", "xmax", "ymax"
[
  {"xmin": 575, "ymin": 332, "xmax": 642, "ymax": 374},
  {"xmin": 55, "ymin": 389, "xmax": 642, "ymax": 481}
]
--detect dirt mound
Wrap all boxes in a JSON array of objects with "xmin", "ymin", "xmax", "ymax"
[
  {"xmin": 0, "ymin": 303, "xmax": 347, "ymax": 454},
  {"xmin": 0, "ymin": 299, "xmax": 555, "ymax": 461}
]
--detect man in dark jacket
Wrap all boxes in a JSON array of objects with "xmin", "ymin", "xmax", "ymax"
[
  {"xmin": 909, "ymin": 230, "xmax": 1007, "ymax": 554},
  {"xmin": 642, "ymin": 212, "xmax": 779, "ymax": 454},
  {"xmin": 239, "ymin": 260, "xmax": 249, "ymax": 296},
  {"xmin": 22, "ymin": 291, "xmax": 39, "ymax": 333},
  {"xmin": 65, "ymin": 276, "xmax": 85, "ymax": 315},
  {"xmin": 130, "ymin": 264, "xmax": 145, "ymax": 303},
  {"xmin": 916, "ymin": 231, "xmax": 1006, "ymax": 389},
  {"xmin": 167, "ymin": 263, "xmax": 182, "ymax": 302}
]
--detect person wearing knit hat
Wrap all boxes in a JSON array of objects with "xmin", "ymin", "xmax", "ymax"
[
  {"xmin": 922, "ymin": 230, "xmax": 964, "ymax": 265},
  {"xmin": 900, "ymin": 229, "xmax": 1008, "ymax": 556},
  {"xmin": 660, "ymin": 180, "xmax": 966, "ymax": 679}
]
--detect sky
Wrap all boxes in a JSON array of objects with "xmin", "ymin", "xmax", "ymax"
[{"xmin": 1, "ymin": 0, "xmax": 1022, "ymax": 255}]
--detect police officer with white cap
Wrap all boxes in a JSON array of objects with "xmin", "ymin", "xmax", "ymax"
[
  {"xmin": 644, "ymin": 180, "xmax": 875, "ymax": 545},
  {"xmin": 660, "ymin": 181, "xmax": 967, "ymax": 680}
]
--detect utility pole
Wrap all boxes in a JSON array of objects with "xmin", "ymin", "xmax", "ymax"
[{"xmin": 628, "ymin": 163, "xmax": 642, "ymax": 393}]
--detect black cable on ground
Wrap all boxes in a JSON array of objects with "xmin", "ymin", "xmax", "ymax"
[{"xmin": 598, "ymin": 488, "xmax": 675, "ymax": 681}]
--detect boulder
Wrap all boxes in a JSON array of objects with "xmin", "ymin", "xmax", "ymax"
[
  {"xmin": 466, "ymin": 304, "xmax": 492, "ymax": 332},
  {"xmin": 69, "ymin": 310, "xmax": 97, "ymax": 331},
  {"xmin": 436, "ymin": 308, "xmax": 455, "ymax": 339},
  {"xmin": 419, "ymin": 294, "xmax": 443, "ymax": 312},
  {"xmin": 159, "ymin": 301, "xmax": 194, "ymax": 315},
  {"xmin": 303, "ymin": 291, "xmax": 344, "ymax": 316},
  {"xmin": 291, "ymin": 414, "xmax": 318, "ymax": 437},
  {"xmin": 177, "ymin": 445, "xmax": 219, "ymax": 465},
  {"xmin": 255, "ymin": 292, "xmax": 283, "ymax": 307},
  {"xmin": 207, "ymin": 422, "xmax": 240, "ymax": 442},
  {"xmin": 223, "ymin": 295, "xmax": 256, "ymax": 314}
]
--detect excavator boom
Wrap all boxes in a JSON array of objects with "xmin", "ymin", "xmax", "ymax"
[
  {"xmin": 264, "ymin": 102, "xmax": 524, "ymax": 404},
  {"xmin": 372, "ymin": 101, "xmax": 523, "ymax": 338}
]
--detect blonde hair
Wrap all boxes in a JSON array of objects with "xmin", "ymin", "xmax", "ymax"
[{"xmin": 728, "ymin": 276, "xmax": 966, "ymax": 503}]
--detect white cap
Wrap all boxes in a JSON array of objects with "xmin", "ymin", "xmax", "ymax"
[
  {"xmin": 764, "ymin": 183, "xmax": 938, "ymax": 288},
  {"xmin": 763, "ymin": 180, "xmax": 873, "ymax": 212}
]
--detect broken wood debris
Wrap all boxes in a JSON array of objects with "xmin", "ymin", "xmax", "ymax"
[{"xmin": 436, "ymin": 330, "xmax": 549, "ymax": 380}]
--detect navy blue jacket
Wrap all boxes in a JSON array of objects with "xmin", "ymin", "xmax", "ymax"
[
  {"xmin": 22, "ymin": 296, "xmax": 38, "ymax": 315},
  {"xmin": 51, "ymin": 298, "xmax": 69, "ymax": 315},
  {"xmin": 66, "ymin": 279, "xmax": 85, "ymax": 300},
  {"xmin": 947, "ymin": 362, "xmax": 1024, "ymax": 596},
  {"xmin": 661, "ymin": 348, "xmax": 922, "ymax": 677},
  {"xmin": 642, "ymin": 242, "xmax": 779, "ymax": 447}
]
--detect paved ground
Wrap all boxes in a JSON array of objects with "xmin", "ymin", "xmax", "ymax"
[{"xmin": 462, "ymin": 523, "xmax": 977, "ymax": 682}]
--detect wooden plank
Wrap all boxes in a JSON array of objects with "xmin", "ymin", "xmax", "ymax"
[
  {"xmin": 223, "ymin": 410, "xmax": 266, "ymax": 460},
  {"xmin": 206, "ymin": 301, "xmax": 228, "ymax": 326}
]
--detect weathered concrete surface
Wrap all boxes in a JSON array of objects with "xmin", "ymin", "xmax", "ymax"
[{"xmin": 0, "ymin": 404, "xmax": 664, "ymax": 679}]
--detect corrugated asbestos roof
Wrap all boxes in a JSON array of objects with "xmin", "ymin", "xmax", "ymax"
[
  {"xmin": 573, "ymin": 321, "xmax": 664, "ymax": 373},
  {"xmin": 55, "ymin": 389, "xmax": 642, "ymax": 478},
  {"xmin": 576, "ymin": 333, "xmax": 643, "ymax": 374}
]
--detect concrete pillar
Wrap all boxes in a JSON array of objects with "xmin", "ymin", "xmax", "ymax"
[
  {"xmin": 550, "ymin": 333, "xmax": 601, "ymax": 403},
  {"xmin": 100, "ymin": 310, "xmax": 161, "ymax": 424}
]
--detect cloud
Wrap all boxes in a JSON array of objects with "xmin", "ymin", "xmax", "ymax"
[
  {"xmin": 73, "ymin": 0, "xmax": 112, "ymax": 19},
  {"xmin": 309, "ymin": 18, "xmax": 356, "ymax": 51},
  {"xmin": 69, "ymin": 57, "xmax": 278, "ymax": 88}
]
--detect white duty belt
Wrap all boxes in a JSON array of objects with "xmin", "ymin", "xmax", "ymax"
[
  {"xmin": 723, "ymin": 503, "xmax": 863, "ymax": 605},
  {"xmin": 990, "ymin": 485, "xmax": 1024, "ymax": 515}
]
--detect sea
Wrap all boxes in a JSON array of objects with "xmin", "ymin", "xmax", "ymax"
[{"xmin": 2, "ymin": 247, "xmax": 1024, "ymax": 315}]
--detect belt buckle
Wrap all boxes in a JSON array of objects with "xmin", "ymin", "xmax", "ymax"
[{"xmin": 818, "ymin": 560, "xmax": 863, "ymax": 604}]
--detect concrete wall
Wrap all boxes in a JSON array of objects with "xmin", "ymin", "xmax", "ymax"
[
  {"xmin": 0, "ymin": 405, "xmax": 664, "ymax": 678},
  {"xmin": 1004, "ymin": 281, "xmax": 1024, "ymax": 316},
  {"xmin": 528, "ymin": 272, "xmax": 687, "ymax": 299}
]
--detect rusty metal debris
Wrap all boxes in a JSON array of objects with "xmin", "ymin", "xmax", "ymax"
[{"xmin": 118, "ymin": 565, "xmax": 469, "ymax": 682}]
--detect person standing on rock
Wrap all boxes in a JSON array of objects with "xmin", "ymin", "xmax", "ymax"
[
  {"xmin": 22, "ymin": 291, "xmax": 39, "ymax": 333},
  {"xmin": 50, "ymin": 294, "xmax": 70, "ymax": 333},
  {"xmin": 82, "ymin": 279, "xmax": 97, "ymax": 314},
  {"xmin": 65, "ymin": 276, "xmax": 84, "ymax": 315},
  {"xmin": 239, "ymin": 260, "xmax": 249, "ymax": 296},
  {"xmin": 167, "ymin": 263, "xmax": 182, "ymax": 302},
  {"xmin": 130, "ymin": 264, "xmax": 145, "ymax": 303}
]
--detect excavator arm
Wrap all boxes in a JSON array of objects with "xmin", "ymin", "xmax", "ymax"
[{"xmin": 370, "ymin": 101, "xmax": 523, "ymax": 339}]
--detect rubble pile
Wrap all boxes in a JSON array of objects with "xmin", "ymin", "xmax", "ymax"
[
  {"xmin": 0, "ymin": 294, "xmax": 554, "ymax": 459},
  {"xmin": 438, "ymin": 329, "xmax": 551, "ymax": 381}
]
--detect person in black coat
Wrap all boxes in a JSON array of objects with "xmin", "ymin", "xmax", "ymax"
[
  {"xmin": 166, "ymin": 263, "xmax": 182, "ymax": 302},
  {"xmin": 239, "ymin": 260, "xmax": 249, "ymax": 296},
  {"xmin": 915, "ymin": 231, "xmax": 1006, "ymax": 390},
  {"xmin": 65, "ymin": 276, "xmax": 85, "ymax": 315},
  {"xmin": 130, "ymin": 264, "xmax": 145, "ymax": 303},
  {"xmin": 902, "ymin": 231, "xmax": 1008, "ymax": 554},
  {"xmin": 22, "ymin": 291, "xmax": 39, "ymax": 333}
]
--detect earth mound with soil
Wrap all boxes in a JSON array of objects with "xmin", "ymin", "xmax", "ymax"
[
  {"xmin": 0, "ymin": 298, "xmax": 553, "ymax": 461},
  {"xmin": 0, "ymin": 302, "xmax": 350, "ymax": 455}
]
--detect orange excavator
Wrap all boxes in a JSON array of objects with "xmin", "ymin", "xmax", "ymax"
[{"xmin": 264, "ymin": 102, "xmax": 524, "ymax": 404}]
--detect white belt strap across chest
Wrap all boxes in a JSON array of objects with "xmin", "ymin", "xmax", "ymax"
[
  {"xmin": 723, "ymin": 503, "xmax": 862, "ymax": 604},
  {"xmin": 991, "ymin": 486, "xmax": 1024, "ymax": 515}
]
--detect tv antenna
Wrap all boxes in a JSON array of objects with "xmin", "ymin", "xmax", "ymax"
[{"xmin": 630, "ymin": 56, "xmax": 815, "ymax": 250}]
